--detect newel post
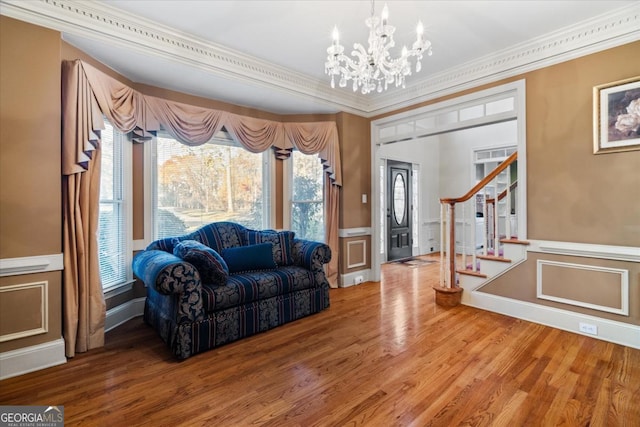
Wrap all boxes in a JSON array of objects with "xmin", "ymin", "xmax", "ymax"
[{"xmin": 448, "ymin": 202, "xmax": 456, "ymax": 288}]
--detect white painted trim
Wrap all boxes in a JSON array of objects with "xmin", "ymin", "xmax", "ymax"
[
  {"xmin": 528, "ymin": 240, "xmax": 640, "ymax": 263},
  {"xmin": 340, "ymin": 269, "xmax": 372, "ymax": 288},
  {"xmin": 0, "ymin": 0, "xmax": 637, "ymax": 116},
  {"xmin": 346, "ymin": 240, "xmax": 367, "ymax": 269},
  {"xmin": 338, "ymin": 227, "xmax": 372, "ymax": 238},
  {"xmin": 0, "ymin": 253, "xmax": 63, "ymax": 277},
  {"xmin": 103, "ymin": 280, "xmax": 135, "ymax": 298},
  {"xmin": 132, "ymin": 240, "xmax": 147, "ymax": 251},
  {"xmin": 0, "ymin": 281, "xmax": 48, "ymax": 342},
  {"xmin": 105, "ymin": 297, "xmax": 146, "ymax": 332},
  {"xmin": 463, "ymin": 291, "xmax": 640, "ymax": 350},
  {"xmin": 536, "ymin": 260, "xmax": 629, "ymax": 316},
  {"xmin": 0, "ymin": 338, "xmax": 66, "ymax": 380},
  {"xmin": 371, "ymin": 80, "xmax": 527, "ymax": 282}
]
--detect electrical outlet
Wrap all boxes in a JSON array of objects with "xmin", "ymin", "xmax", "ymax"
[
  {"xmin": 579, "ymin": 322, "xmax": 598, "ymax": 335},
  {"xmin": 354, "ymin": 275, "xmax": 364, "ymax": 285}
]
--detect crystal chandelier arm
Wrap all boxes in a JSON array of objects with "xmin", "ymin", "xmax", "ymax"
[{"xmin": 324, "ymin": 0, "xmax": 431, "ymax": 94}]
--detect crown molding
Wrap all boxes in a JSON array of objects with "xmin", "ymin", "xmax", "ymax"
[
  {"xmin": 0, "ymin": 0, "xmax": 366, "ymax": 115},
  {"xmin": 366, "ymin": 3, "xmax": 640, "ymax": 116},
  {"xmin": 1, "ymin": 0, "xmax": 638, "ymax": 117}
]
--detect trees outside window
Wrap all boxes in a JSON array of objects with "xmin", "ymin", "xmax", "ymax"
[
  {"xmin": 153, "ymin": 133, "xmax": 269, "ymax": 239},
  {"xmin": 291, "ymin": 150, "xmax": 324, "ymax": 242}
]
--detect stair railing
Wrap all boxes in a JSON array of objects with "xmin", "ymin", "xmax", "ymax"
[{"xmin": 439, "ymin": 151, "xmax": 518, "ymax": 288}]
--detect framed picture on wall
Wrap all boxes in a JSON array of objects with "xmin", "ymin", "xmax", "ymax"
[{"xmin": 593, "ymin": 76, "xmax": 640, "ymax": 154}]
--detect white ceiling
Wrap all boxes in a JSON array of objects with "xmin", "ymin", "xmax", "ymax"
[{"xmin": 2, "ymin": 0, "xmax": 639, "ymax": 116}]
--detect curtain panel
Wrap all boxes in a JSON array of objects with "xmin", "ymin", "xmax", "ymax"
[{"xmin": 62, "ymin": 59, "xmax": 342, "ymax": 354}]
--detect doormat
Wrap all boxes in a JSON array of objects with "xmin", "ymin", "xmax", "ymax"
[{"xmin": 390, "ymin": 257, "xmax": 436, "ymax": 267}]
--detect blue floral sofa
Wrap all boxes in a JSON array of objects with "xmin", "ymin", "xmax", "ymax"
[{"xmin": 132, "ymin": 222, "xmax": 331, "ymax": 359}]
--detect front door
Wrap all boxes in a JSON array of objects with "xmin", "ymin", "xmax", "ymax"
[{"xmin": 387, "ymin": 160, "xmax": 412, "ymax": 261}]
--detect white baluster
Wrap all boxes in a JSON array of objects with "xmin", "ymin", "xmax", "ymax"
[
  {"xmin": 482, "ymin": 190, "xmax": 488, "ymax": 256},
  {"xmin": 506, "ymin": 166, "xmax": 512, "ymax": 240},
  {"xmin": 461, "ymin": 202, "xmax": 466, "ymax": 271},
  {"xmin": 440, "ymin": 202, "xmax": 444, "ymax": 287},
  {"xmin": 493, "ymin": 179, "xmax": 499, "ymax": 256},
  {"xmin": 472, "ymin": 198, "xmax": 477, "ymax": 271}
]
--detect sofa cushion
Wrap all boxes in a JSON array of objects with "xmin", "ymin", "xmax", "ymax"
[
  {"xmin": 200, "ymin": 266, "xmax": 315, "ymax": 312},
  {"xmin": 173, "ymin": 240, "xmax": 229, "ymax": 285},
  {"xmin": 246, "ymin": 230, "xmax": 295, "ymax": 266},
  {"xmin": 221, "ymin": 243, "xmax": 277, "ymax": 274}
]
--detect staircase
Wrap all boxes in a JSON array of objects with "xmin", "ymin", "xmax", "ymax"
[{"xmin": 438, "ymin": 151, "xmax": 528, "ymax": 298}]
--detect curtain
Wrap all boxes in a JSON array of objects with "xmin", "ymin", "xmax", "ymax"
[
  {"xmin": 61, "ymin": 60, "xmax": 106, "ymax": 357},
  {"xmin": 61, "ymin": 59, "xmax": 343, "ymax": 355}
]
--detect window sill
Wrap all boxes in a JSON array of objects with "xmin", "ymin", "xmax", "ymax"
[{"xmin": 103, "ymin": 279, "xmax": 136, "ymax": 298}]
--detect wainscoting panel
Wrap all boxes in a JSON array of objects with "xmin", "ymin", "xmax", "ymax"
[
  {"xmin": 536, "ymin": 260, "xmax": 629, "ymax": 315},
  {"xmin": 0, "ymin": 281, "xmax": 48, "ymax": 342},
  {"xmin": 347, "ymin": 240, "xmax": 367, "ymax": 269}
]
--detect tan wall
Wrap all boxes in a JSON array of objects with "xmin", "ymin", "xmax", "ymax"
[
  {"xmin": 0, "ymin": 17, "xmax": 61, "ymax": 258},
  {"xmin": 0, "ymin": 273, "xmax": 62, "ymax": 352},
  {"xmin": 525, "ymin": 42, "xmax": 640, "ymax": 247},
  {"xmin": 480, "ymin": 253, "xmax": 640, "ymax": 325},
  {"xmin": 336, "ymin": 112, "xmax": 371, "ymax": 229},
  {"xmin": 0, "ymin": 16, "xmax": 62, "ymax": 353},
  {"xmin": 340, "ymin": 236, "xmax": 372, "ymax": 274}
]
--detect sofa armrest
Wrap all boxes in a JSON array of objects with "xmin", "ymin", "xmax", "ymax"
[
  {"xmin": 133, "ymin": 250, "xmax": 200, "ymax": 294},
  {"xmin": 132, "ymin": 250, "xmax": 205, "ymax": 324},
  {"xmin": 291, "ymin": 239, "xmax": 331, "ymax": 272}
]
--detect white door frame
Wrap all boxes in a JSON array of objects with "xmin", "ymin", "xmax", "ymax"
[{"xmin": 370, "ymin": 80, "xmax": 527, "ymax": 282}]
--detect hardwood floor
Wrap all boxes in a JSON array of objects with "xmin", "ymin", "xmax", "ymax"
[{"xmin": 2, "ymin": 256, "xmax": 639, "ymax": 426}]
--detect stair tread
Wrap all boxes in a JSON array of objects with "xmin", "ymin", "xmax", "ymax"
[
  {"xmin": 500, "ymin": 238, "xmax": 530, "ymax": 245},
  {"xmin": 477, "ymin": 255, "xmax": 512, "ymax": 263},
  {"xmin": 457, "ymin": 269, "xmax": 488, "ymax": 278}
]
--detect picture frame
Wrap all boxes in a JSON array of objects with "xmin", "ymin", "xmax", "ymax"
[{"xmin": 593, "ymin": 76, "xmax": 640, "ymax": 154}]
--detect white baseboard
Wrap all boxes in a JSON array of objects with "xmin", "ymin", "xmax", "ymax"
[
  {"xmin": 340, "ymin": 269, "xmax": 372, "ymax": 288},
  {"xmin": 0, "ymin": 338, "xmax": 66, "ymax": 380},
  {"xmin": 464, "ymin": 290, "xmax": 640, "ymax": 349},
  {"xmin": 105, "ymin": 297, "xmax": 146, "ymax": 332}
]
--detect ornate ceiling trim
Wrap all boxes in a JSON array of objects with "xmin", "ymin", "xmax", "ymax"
[{"xmin": 1, "ymin": 0, "xmax": 639, "ymax": 117}]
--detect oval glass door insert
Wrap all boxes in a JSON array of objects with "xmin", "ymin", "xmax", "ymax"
[{"xmin": 393, "ymin": 173, "xmax": 406, "ymax": 225}]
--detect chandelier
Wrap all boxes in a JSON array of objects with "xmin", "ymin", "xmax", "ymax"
[{"xmin": 325, "ymin": 0, "xmax": 432, "ymax": 94}]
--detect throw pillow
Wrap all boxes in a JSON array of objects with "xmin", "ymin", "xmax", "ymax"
[
  {"xmin": 173, "ymin": 240, "xmax": 229, "ymax": 285},
  {"xmin": 245, "ymin": 230, "xmax": 295, "ymax": 266},
  {"xmin": 221, "ymin": 243, "xmax": 277, "ymax": 274}
]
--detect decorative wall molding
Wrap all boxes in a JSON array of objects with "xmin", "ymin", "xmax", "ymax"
[
  {"xmin": 465, "ymin": 290, "xmax": 640, "ymax": 350},
  {"xmin": 346, "ymin": 240, "xmax": 367, "ymax": 269},
  {"xmin": 0, "ymin": 338, "xmax": 66, "ymax": 380},
  {"xmin": 536, "ymin": 260, "xmax": 629, "ymax": 316},
  {"xmin": 0, "ymin": 0, "xmax": 637, "ymax": 117},
  {"xmin": 0, "ymin": 253, "xmax": 63, "ymax": 277},
  {"xmin": 0, "ymin": 281, "xmax": 48, "ymax": 342},
  {"xmin": 528, "ymin": 240, "xmax": 640, "ymax": 263},
  {"xmin": 338, "ymin": 227, "xmax": 372, "ymax": 238},
  {"xmin": 105, "ymin": 297, "xmax": 146, "ymax": 332}
]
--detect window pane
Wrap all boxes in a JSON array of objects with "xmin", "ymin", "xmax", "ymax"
[
  {"xmin": 98, "ymin": 118, "xmax": 127, "ymax": 289},
  {"xmin": 155, "ymin": 135, "xmax": 265, "ymax": 239},
  {"xmin": 291, "ymin": 151, "xmax": 324, "ymax": 242}
]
